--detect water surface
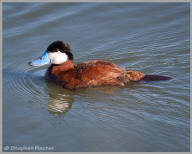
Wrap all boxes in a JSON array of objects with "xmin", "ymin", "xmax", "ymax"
[{"xmin": 3, "ymin": 2, "xmax": 190, "ymax": 152}]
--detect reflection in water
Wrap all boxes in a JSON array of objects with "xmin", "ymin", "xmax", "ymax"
[
  {"xmin": 45, "ymin": 82, "xmax": 119, "ymax": 114},
  {"xmin": 47, "ymin": 94, "xmax": 73, "ymax": 114},
  {"xmin": 88, "ymin": 86, "xmax": 120, "ymax": 95},
  {"xmin": 45, "ymin": 81, "xmax": 74, "ymax": 114},
  {"xmin": 45, "ymin": 80, "xmax": 143, "ymax": 115}
]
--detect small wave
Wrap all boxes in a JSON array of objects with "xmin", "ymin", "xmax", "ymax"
[{"xmin": 3, "ymin": 67, "xmax": 48, "ymax": 104}]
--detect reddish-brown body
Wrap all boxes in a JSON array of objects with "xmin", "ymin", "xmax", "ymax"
[{"xmin": 45, "ymin": 60, "xmax": 145, "ymax": 90}]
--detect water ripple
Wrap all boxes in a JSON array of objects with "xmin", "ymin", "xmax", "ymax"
[{"xmin": 3, "ymin": 66, "xmax": 48, "ymax": 104}]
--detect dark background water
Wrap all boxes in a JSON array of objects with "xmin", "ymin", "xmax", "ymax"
[{"xmin": 3, "ymin": 2, "xmax": 190, "ymax": 152}]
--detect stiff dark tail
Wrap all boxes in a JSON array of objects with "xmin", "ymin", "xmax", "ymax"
[{"xmin": 142, "ymin": 75, "xmax": 172, "ymax": 81}]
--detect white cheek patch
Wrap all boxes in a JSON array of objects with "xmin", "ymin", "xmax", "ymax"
[{"xmin": 48, "ymin": 50, "xmax": 68, "ymax": 64}]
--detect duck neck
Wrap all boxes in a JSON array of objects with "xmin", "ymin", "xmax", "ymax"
[{"xmin": 49, "ymin": 60, "xmax": 74, "ymax": 75}]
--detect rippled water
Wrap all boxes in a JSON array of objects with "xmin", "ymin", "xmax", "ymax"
[{"xmin": 3, "ymin": 2, "xmax": 190, "ymax": 152}]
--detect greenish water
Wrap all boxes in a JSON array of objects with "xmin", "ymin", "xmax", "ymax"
[{"xmin": 3, "ymin": 2, "xmax": 190, "ymax": 152}]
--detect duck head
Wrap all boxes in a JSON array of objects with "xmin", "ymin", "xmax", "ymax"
[{"xmin": 28, "ymin": 40, "xmax": 73, "ymax": 66}]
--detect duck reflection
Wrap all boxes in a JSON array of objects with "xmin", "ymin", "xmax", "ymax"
[
  {"xmin": 45, "ymin": 80, "xmax": 141, "ymax": 115},
  {"xmin": 45, "ymin": 82, "xmax": 120, "ymax": 115},
  {"xmin": 45, "ymin": 81, "xmax": 74, "ymax": 115}
]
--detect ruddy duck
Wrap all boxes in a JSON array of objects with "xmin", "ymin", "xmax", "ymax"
[{"xmin": 28, "ymin": 40, "xmax": 172, "ymax": 90}]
